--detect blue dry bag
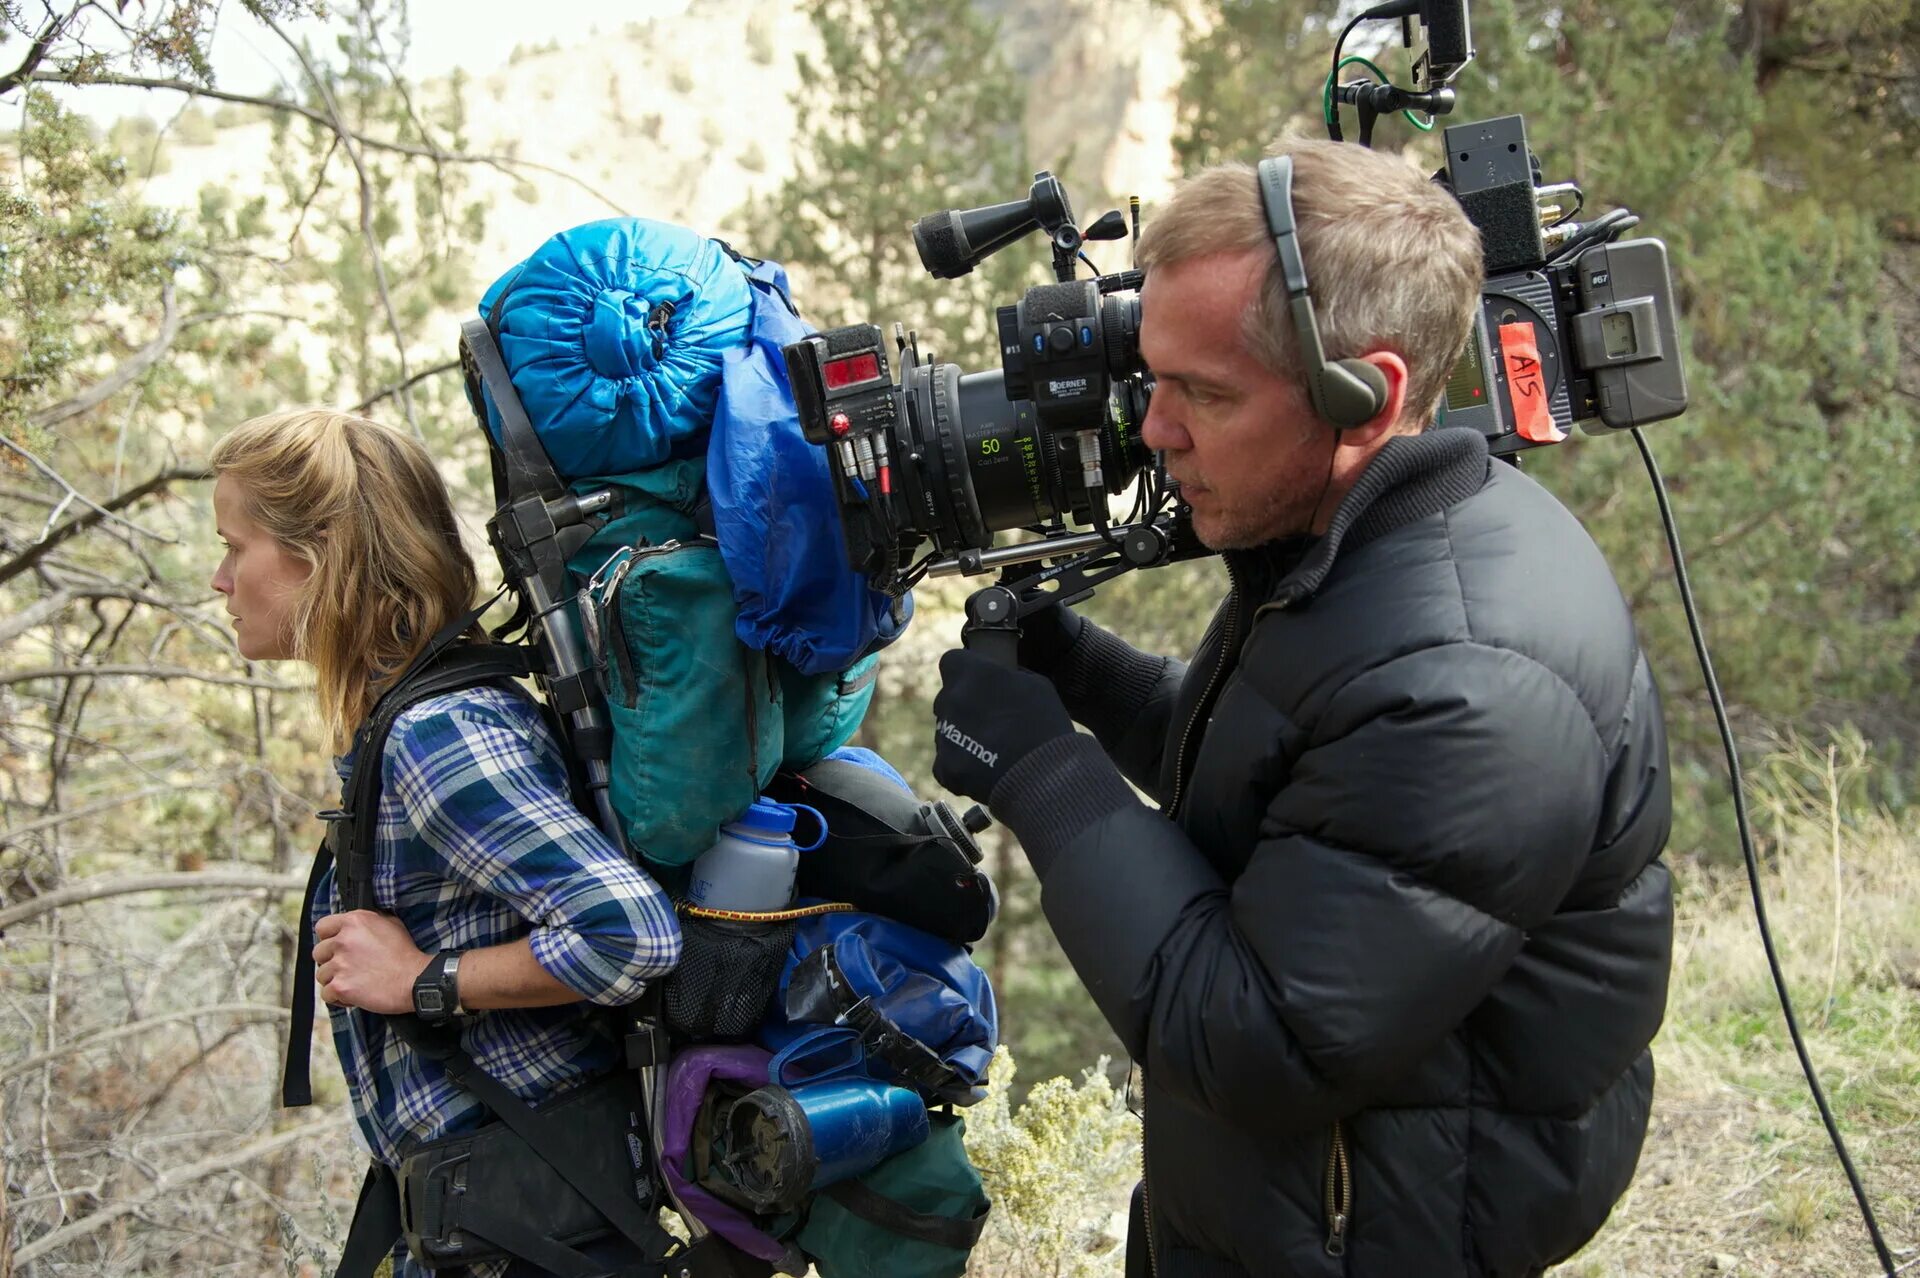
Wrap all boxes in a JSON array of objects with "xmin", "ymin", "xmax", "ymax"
[
  {"xmin": 707, "ymin": 257, "xmax": 911, "ymax": 676},
  {"xmin": 758, "ymin": 911, "xmax": 998, "ymax": 1108}
]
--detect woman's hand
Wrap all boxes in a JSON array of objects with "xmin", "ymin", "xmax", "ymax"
[{"xmin": 313, "ymin": 910, "xmax": 430, "ymax": 1015}]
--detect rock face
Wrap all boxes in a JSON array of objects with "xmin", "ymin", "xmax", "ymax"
[
  {"xmin": 142, "ymin": 0, "xmax": 1182, "ymax": 276},
  {"xmin": 974, "ymin": 0, "xmax": 1185, "ymax": 206}
]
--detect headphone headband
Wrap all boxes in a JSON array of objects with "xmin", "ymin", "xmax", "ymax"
[{"xmin": 1253, "ymin": 155, "xmax": 1389, "ymax": 430}]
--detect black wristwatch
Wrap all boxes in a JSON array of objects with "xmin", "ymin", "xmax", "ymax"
[{"xmin": 412, "ymin": 950, "xmax": 463, "ymax": 1025}]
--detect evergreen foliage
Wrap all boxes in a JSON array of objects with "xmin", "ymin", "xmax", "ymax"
[
  {"xmin": 1, "ymin": 93, "xmax": 191, "ymax": 445},
  {"xmin": 745, "ymin": 0, "xmax": 1038, "ymax": 368}
]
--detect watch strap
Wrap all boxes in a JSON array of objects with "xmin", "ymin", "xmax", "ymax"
[
  {"xmin": 412, "ymin": 950, "xmax": 460, "ymax": 1025},
  {"xmin": 444, "ymin": 951, "xmax": 464, "ymax": 1016}
]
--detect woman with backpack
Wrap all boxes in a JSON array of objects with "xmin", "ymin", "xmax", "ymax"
[{"xmin": 210, "ymin": 409, "xmax": 683, "ymax": 1278}]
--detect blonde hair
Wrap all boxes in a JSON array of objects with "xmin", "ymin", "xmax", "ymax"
[
  {"xmin": 1137, "ymin": 138, "xmax": 1483, "ymax": 427},
  {"xmin": 209, "ymin": 410, "xmax": 479, "ymax": 750}
]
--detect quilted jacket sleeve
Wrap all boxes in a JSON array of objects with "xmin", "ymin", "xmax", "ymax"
[
  {"xmin": 1043, "ymin": 616, "xmax": 1188, "ymax": 798},
  {"xmin": 990, "ymin": 639, "xmax": 1609, "ymax": 1138}
]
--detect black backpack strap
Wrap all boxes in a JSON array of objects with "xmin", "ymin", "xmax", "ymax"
[
  {"xmin": 281, "ymin": 837, "xmax": 336, "ymax": 1108},
  {"xmin": 284, "ymin": 623, "xmax": 532, "ymax": 1110},
  {"xmin": 333, "ymin": 643, "xmax": 534, "ymax": 912},
  {"xmin": 393, "ymin": 1021, "xmax": 678, "ymax": 1265},
  {"xmin": 786, "ymin": 945, "xmax": 968, "ymax": 1102},
  {"xmin": 820, "ymin": 1177, "xmax": 988, "ymax": 1252},
  {"xmin": 335, "ymin": 1163, "xmax": 405, "ymax": 1278}
]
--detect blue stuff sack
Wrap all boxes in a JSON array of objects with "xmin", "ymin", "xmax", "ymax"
[
  {"xmin": 707, "ymin": 256, "xmax": 911, "ymax": 676},
  {"xmin": 478, "ymin": 219, "xmax": 754, "ymax": 479},
  {"xmin": 757, "ymin": 912, "xmax": 997, "ymax": 1108}
]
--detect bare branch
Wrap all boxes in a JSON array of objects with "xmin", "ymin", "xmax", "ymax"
[
  {"xmin": 0, "ymin": 581, "xmax": 225, "ymax": 649},
  {"xmin": 284, "ymin": 130, "xmax": 340, "ymax": 251},
  {"xmin": 260, "ymin": 16, "xmax": 420, "ymax": 439},
  {"xmin": 366, "ymin": 19, "xmax": 450, "ymax": 258},
  {"xmin": 348, "ymin": 356, "xmax": 460, "ymax": 416},
  {"xmin": 0, "ymin": 1003, "xmax": 291, "ymax": 1084},
  {"xmin": 26, "ymin": 282, "xmax": 181, "ymax": 431},
  {"xmin": 0, "ymin": 664, "xmax": 302, "ymax": 692},
  {"xmin": 0, "ymin": 781, "xmax": 181, "ymax": 849},
  {"xmin": 18, "ymin": 71, "xmax": 631, "ymax": 214},
  {"xmin": 0, "ymin": 3, "xmax": 86, "ymax": 96},
  {"xmin": 0, "ymin": 435, "xmax": 180, "ymax": 545},
  {"xmin": 0, "ymin": 870, "xmax": 309, "ymax": 932},
  {"xmin": 11, "ymin": 1117, "xmax": 339, "ymax": 1265},
  {"xmin": 0, "ymin": 465, "xmax": 208, "ymax": 590}
]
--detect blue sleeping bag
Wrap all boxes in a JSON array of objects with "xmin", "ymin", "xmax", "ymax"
[{"xmin": 476, "ymin": 219, "xmax": 753, "ymax": 478}]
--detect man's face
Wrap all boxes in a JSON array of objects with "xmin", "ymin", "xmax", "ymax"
[{"xmin": 1139, "ymin": 249, "xmax": 1333, "ymax": 550}]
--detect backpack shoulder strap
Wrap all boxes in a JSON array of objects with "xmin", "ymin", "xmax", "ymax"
[
  {"xmin": 332, "ymin": 642, "xmax": 535, "ymax": 912},
  {"xmin": 282, "ymin": 629, "xmax": 531, "ymax": 1108}
]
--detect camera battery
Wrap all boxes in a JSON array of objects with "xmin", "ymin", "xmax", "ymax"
[{"xmin": 1570, "ymin": 239, "xmax": 1689, "ymax": 430}]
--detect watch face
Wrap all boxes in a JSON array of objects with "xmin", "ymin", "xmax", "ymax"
[{"xmin": 416, "ymin": 989, "xmax": 447, "ymax": 1014}]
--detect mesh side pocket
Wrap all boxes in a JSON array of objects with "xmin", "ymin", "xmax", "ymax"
[{"xmin": 663, "ymin": 912, "xmax": 797, "ymax": 1040}]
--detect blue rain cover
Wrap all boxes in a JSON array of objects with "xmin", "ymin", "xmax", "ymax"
[
  {"xmin": 708, "ymin": 259, "xmax": 912, "ymax": 675},
  {"xmin": 477, "ymin": 219, "xmax": 754, "ymax": 479}
]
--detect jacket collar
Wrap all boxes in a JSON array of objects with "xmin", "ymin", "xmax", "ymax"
[{"xmin": 1226, "ymin": 426, "xmax": 1491, "ymax": 608}]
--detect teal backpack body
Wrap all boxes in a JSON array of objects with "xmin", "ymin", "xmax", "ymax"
[{"xmin": 565, "ymin": 458, "xmax": 876, "ymax": 870}]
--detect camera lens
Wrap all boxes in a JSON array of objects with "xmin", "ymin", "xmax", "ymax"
[
  {"xmin": 893, "ymin": 363, "xmax": 1150, "ymax": 558},
  {"xmin": 956, "ymin": 372, "xmax": 1055, "ymax": 531},
  {"xmin": 1100, "ymin": 292, "xmax": 1142, "ymax": 377}
]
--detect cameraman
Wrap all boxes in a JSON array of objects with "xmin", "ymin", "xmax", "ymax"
[{"xmin": 931, "ymin": 139, "xmax": 1674, "ymax": 1277}]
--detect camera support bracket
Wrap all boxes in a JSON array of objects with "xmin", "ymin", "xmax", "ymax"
[{"xmin": 951, "ymin": 519, "xmax": 1187, "ymax": 667}]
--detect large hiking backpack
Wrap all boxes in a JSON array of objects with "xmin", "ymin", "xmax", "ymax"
[
  {"xmin": 461, "ymin": 217, "xmax": 902, "ymax": 873},
  {"xmin": 450, "ymin": 217, "xmax": 996, "ymax": 1272}
]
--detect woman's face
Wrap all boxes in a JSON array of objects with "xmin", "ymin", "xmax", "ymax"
[{"xmin": 210, "ymin": 475, "xmax": 312, "ymax": 662}]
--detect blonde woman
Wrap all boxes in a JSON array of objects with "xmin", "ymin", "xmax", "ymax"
[{"xmin": 210, "ymin": 410, "xmax": 680, "ymax": 1278}]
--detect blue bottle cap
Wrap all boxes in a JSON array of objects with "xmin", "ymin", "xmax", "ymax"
[{"xmin": 735, "ymin": 798, "xmax": 797, "ymax": 837}]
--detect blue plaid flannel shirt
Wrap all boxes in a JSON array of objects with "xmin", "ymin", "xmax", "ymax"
[{"xmin": 314, "ymin": 685, "xmax": 679, "ymax": 1272}]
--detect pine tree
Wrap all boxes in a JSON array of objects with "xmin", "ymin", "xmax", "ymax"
[{"xmin": 746, "ymin": 0, "xmax": 1039, "ymax": 369}]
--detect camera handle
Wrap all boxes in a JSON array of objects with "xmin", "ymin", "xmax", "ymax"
[
  {"xmin": 961, "ymin": 585, "xmax": 1022, "ymax": 667},
  {"xmin": 956, "ymin": 518, "xmax": 1205, "ymax": 668}
]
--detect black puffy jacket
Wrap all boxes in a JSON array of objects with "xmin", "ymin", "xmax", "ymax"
[{"xmin": 992, "ymin": 428, "xmax": 1674, "ymax": 1277}]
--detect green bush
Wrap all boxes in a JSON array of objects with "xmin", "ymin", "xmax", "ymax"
[{"xmin": 965, "ymin": 1046, "xmax": 1138, "ymax": 1277}]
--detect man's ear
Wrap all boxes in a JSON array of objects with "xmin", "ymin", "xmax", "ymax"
[{"xmin": 1337, "ymin": 350, "xmax": 1413, "ymax": 445}]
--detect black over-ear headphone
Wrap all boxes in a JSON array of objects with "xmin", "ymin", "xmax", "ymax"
[{"xmin": 1254, "ymin": 155, "xmax": 1390, "ymax": 430}]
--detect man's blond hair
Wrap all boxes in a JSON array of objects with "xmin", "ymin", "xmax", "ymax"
[
  {"xmin": 1137, "ymin": 139, "xmax": 1482, "ymax": 427},
  {"xmin": 210, "ymin": 410, "xmax": 480, "ymax": 751}
]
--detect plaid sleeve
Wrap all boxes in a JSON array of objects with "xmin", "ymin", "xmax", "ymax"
[{"xmin": 386, "ymin": 692, "xmax": 681, "ymax": 1005}]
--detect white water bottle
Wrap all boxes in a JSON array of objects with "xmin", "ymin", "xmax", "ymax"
[{"xmin": 686, "ymin": 798, "xmax": 825, "ymax": 913}]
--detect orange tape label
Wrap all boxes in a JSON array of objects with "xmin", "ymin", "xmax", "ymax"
[{"xmin": 1499, "ymin": 322, "xmax": 1564, "ymax": 443}]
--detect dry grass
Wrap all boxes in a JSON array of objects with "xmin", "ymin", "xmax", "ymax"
[{"xmin": 1557, "ymin": 731, "xmax": 1920, "ymax": 1278}]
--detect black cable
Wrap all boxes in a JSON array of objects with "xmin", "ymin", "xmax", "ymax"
[
  {"xmin": 1326, "ymin": 0, "xmax": 1424, "ymax": 144},
  {"xmin": 1550, "ymin": 209, "xmax": 1638, "ymax": 265},
  {"xmin": 1327, "ymin": 13, "xmax": 1368, "ymax": 141},
  {"xmin": 1632, "ymin": 428, "xmax": 1897, "ymax": 1277},
  {"xmin": 1548, "ymin": 185, "xmax": 1586, "ymax": 227}
]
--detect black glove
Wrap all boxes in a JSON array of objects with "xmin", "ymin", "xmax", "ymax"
[
  {"xmin": 931, "ymin": 648, "xmax": 1076, "ymax": 805},
  {"xmin": 1015, "ymin": 596, "xmax": 1086, "ymax": 676}
]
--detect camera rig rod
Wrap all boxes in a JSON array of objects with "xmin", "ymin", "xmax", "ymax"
[{"xmin": 926, "ymin": 519, "xmax": 1172, "ymax": 581}]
